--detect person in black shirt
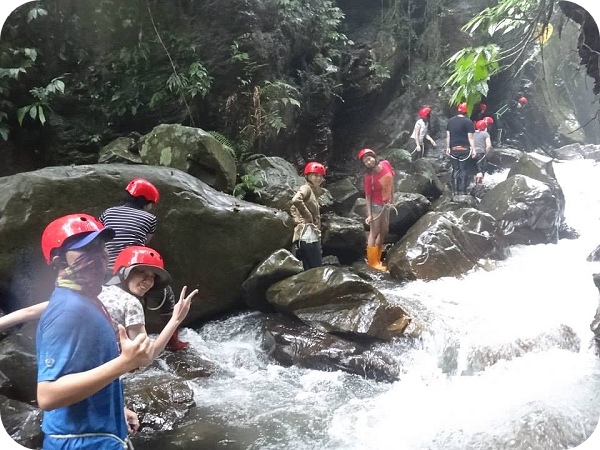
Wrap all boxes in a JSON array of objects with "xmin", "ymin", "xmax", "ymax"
[{"xmin": 446, "ymin": 103, "xmax": 476, "ymax": 195}]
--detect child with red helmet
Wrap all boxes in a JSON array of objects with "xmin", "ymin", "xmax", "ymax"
[
  {"xmin": 101, "ymin": 246, "xmax": 197, "ymax": 358},
  {"xmin": 409, "ymin": 106, "xmax": 436, "ymax": 159},
  {"xmin": 35, "ymin": 213, "xmax": 152, "ymax": 448},
  {"xmin": 290, "ymin": 162, "xmax": 327, "ymax": 270}
]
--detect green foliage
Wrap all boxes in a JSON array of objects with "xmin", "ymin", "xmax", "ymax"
[
  {"xmin": 208, "ymin": 130, "xmax": 253, "ymax": 164},
  {"xmin": 95, "ymin": 36, "xmax": 212, "ymax": 119},
  {"xmin": 443, "ymin": 0, "xmax": 553, "ymax": 113},
  {"xmin": 17, "ymin": 77, "xmax": 65, "ymax": 126},
  {"xmin": 0, "ymin": 5, "xmax": 59, "ymax": 140},
  {"xmin": 233, "ymin": 173, "xmax": 263, "ymax": 200},
  {"xmin": 443, "ymin": 45, "xmax": 500, "ymax": 115}
]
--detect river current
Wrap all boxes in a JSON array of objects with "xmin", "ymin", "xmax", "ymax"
[{"xmin": 174, "ymin": 158, "xmax": 600, "ymax": 449}]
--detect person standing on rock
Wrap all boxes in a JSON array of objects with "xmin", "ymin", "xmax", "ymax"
[
  {"xmin": 472, "ymin": 120, "xmax": 493, "ymax": 184},
  {"xmin": 409, "ymin": 106, "xmax": 436, "ymax": 159},
  {"xmin": 99, "ymin": 177, "xmax": 188, "ymax": 351},
  {"xmin": 36, "ymin": 213, "xmax": 152, "ymax": 449},
  {"xmin": 291, "ymin": 162, "xmax": 326, "ymax": 270},
  {"xmin": 358, "ymin": 148, "xmax": 395, "ymax": 271},
  {"xmin": 446, "ymin": 102, "xmax": 475, "ymax": 195}
]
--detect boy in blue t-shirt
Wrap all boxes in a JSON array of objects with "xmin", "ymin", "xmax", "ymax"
[{"xmin": 37, "ymin": 213, "xmax": 154, "ymax": 449}]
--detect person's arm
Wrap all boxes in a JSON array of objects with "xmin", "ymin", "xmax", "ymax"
[
  {"xmin": 485, "ymin": 136, "xmax": 493, "ymax": 153},
  {"xmin": 127, "ymin": 287, "xmax": 198, "ymax": 360},
  {"xmin": 0, "ymin": 302, "xmax": 48, "ymax": 331},
  {"xmin": 445, "ymin": 130, "xmax": 451, "ymax": 155},
  {"xmin": 468, "ymin": 132, "xmax": 476, "ymax": 157},
  {"xmin": 37, "ymin": 325, "xmax": 152, "ymax": 410},
  {"xmin": 426, "ymin": 133, "xmax": 436, "ymax": 146}
]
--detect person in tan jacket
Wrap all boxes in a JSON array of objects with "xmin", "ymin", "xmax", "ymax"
[{"xmin": 290, "ymin": 162, "xmax": 326, "ymax": 270}]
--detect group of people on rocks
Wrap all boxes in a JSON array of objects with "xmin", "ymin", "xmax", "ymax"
[
  {"xmin": 292, "ymin": 96, "xmax": 527, "ymax": 270},
  {"xmin": 0, "ymin": 178, "xmax": 198, "ymax": 448}
]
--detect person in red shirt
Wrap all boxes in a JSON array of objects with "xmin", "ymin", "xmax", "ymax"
[{"xmin": 358, "ymin": 148, "xmax": 395, "ymax": 271}]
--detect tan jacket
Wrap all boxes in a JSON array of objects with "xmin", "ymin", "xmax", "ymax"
[{"xmin": 290, "ymin": 183, "xmax": 322, "ymax": 242}]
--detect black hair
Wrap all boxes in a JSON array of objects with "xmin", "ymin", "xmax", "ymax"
[{"xmin": 122, "ymin": 192, "xmax": 151, "ymax": 209}]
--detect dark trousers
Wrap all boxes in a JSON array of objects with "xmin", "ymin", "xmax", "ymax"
[
  {"xmin": 450, "ymin": 150, "xmax": 471, "ymax": 194},
  {"xmin": 295, "ymin": 241, "xmax": 322, "ymax": 270}
]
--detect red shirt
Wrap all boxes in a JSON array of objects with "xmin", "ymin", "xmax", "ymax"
[{"xmin": 364, "ymin": 160, "xmax": 395, "ymax": 205}]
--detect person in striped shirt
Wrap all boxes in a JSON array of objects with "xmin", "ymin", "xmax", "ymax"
[{"xmin": 99, "ymin": 178, "xmax": 159, "ymax": 270}]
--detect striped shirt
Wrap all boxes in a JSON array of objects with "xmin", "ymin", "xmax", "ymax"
[{"xmin": 98, "ymin": 206, "xmax": 157, "ymax": 269}]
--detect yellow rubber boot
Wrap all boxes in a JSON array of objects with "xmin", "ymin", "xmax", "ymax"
[{"xmin": 367, "ymin": 246, "xmax": 387, "ymax": 271}]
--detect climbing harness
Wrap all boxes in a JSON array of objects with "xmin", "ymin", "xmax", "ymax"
[{"xmin": 448, "ymin": 151, "xmax": 472, "ymax": 162}]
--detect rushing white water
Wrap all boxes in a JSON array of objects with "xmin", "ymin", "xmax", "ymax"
[{"xmin": 178, "ymin": 158, "xmax": 600, "ymax": 450}]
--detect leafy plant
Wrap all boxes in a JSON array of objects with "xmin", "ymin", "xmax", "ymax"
[
  {"xmin": 443, "ymin": 0, "xmax": 555, "ymax": 112},
  {"xmin": 233, "ymin": 173, "xmax": 263, "ymax": 199},
  {"xmin": 17, "ymin": 77, "xmax": 65, "ymax": 126},
  {"xmin": 443, "ymin": 45, "xmax": 500, "ymax": 116}
]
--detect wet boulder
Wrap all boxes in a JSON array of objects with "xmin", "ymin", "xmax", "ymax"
[
  {"xmin": 478, "ymin": 174, "xmax": 562, "ymax": 245},
  {"xmin": 320, "ymin": 214, "xmax": 365, "ymax": 263},
  {"xmin": 396, "ymin": 158, "xmax": 445, "ymax": 200},
  {"xmin": 98, "ymin": 136, "xmax": 142, "ymax": 164},
  {"xmin": 239, "ymin": 156, "xmax": 304, "ymax": 211},
  {"xmin": 262, "ymin": 315, "xmax": 400, "ymax": 382},
  {"xmin": 486, "ymin": 147, "xmax": 525, "ymax": 173},
  {"xmin": 266, "ymin": 266, "xmax": 411, "ymax": 340},
  {"xmin": 140, "ymin": 124, "xmax": 237, "ymax": 193},
  {"xmin": 0, "ymin": 338, "xmax": 37, "ymax": 404},
  {"xmin": 548, "ymin": 143, "xmax": 586, "ymax": 160},
  {"xmin": 386, "ymin": 208, "xmax": 508, "ymax": 281},
  {"xmin": 0, "ymin": 394, "xmax": 43, "ymax": 449},
  {"xmin": 388, "ymin": 192, "xmax": 432, "ymax": 237},
  {"xmin": 124, "ymin": 372, "xmax": 195, "ymax": 432},
  {"xmin": 326, "ymin": 177, "xmax": 361, "ymax": 215},
  {"xmin": 241, "ymin": 249, "xmax": 303, "ymax": 312},
  {"xmin": 507, "ymin": 154, "xmax": 565, "ymax": 223}
]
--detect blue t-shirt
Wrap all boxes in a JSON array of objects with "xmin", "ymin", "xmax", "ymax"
[{"xmin": 36, "ymin": 287, "xmax": 127, "ymax": 449}]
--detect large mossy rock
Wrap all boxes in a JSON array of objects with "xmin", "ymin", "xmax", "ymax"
[
  {"xmin": 140, "ymin": 124, "xmax": 237, "ymax": 193},
  {"xmin": 0, "ymin": 164, "xmax": 293, "ymax": 328}
]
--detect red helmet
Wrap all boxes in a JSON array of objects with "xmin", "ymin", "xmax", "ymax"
[
  {"xmin": 303, "ymin": 162, "xmax": 326, "ymax": 176},
  {"xmin": 475, "ymin": 120, "xmax": 487, "ymax": 131},
  {"xmin": 125, "ymin": 178, "xmax": 160, "ymax": 203},
  {"xmin": 517, "ymin": 96, "xmax": 528, "ymax": 106},
  {"xmin": 41, "ymin": 214, "xmax": 114, "ymax": 264},
  {"xmin": 483, "ymin": 116, "xmax": 495, "ymax": 125},
  {"xmin": 110, "ymin": 246, "xmax": 171, "ymax": 288},
  {"xmin": 457, "ymin": 102, "xmax": 468, "ymax": 114},
  {"xmin": 478, "ymin": 103, "xmax": 487, "ymax": 112},
  {"xmin": 418, "ymin": 107, "xmax": 431, "ymax": 119},
  {"xmin": 357, "ymin": 148, "xmax": 376, "ymax": 160}
]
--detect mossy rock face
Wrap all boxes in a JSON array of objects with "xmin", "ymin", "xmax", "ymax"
[{"xmin": 140, "ymin": 124, "xmax": 237, "ymax": 194}]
